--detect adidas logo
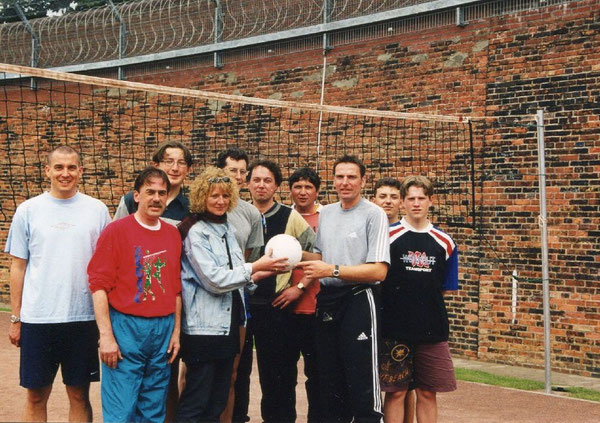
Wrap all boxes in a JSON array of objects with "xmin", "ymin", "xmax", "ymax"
[
  {"xmin": 357, "ymin": 332, "xmax": 369, "ymax": 341},
  {"xmin": 322, "ymin": 312, "xmax": 333, "ymax": 322}
]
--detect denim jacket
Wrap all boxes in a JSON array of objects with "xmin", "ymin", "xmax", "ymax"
[{"xmin": 181, "ymin": 219, "xmax": 253, "ymax": 336}]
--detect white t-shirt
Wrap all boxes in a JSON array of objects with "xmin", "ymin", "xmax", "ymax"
[
  {"xmin": 315, "ymin": 198, "xmax": 390, "ymax": 288},
  {"xmin": 5, "ymin": 192, "xmax": 111, "ymax": 323}
]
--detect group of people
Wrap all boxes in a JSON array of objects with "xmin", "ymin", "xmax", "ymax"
[{"xmin": 6, "ymin": 141, "xmax": 458, "ymax": 423}]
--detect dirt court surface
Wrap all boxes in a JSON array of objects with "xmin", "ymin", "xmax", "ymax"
[{"xmin": 2, "ymin": 312, "xmax": 599, "ymax": 422}]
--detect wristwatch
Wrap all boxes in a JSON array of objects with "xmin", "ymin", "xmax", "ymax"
[
  {"xmin": 296, "ymin": 282, "xmax": 305, "ymax": 291},
  {"xmin": 10, "ymin": 314, "xmax": 20, "ymax": 323},
  {"xmin": 332, "ymin": 265, "xmax": 340, "ymax": 278}
]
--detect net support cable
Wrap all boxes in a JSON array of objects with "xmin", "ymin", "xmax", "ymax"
[{"xmin": 0, "ymin": 64, "xmax": 466, "ymax": 123}]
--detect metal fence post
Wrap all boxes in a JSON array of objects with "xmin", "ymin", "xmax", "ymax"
[
  {"xmin": 213, "ymin": 0, "xmax": 223, "ymax": 69},
  {"xmin": 106, "ymin": 0, "xmax": 127, "ymax": 80},
  {"xmin": 536, "ymin": 109, "xmax": 552, "ymax": 394},
  {"xmin": 13, "ymin": 2, "xmax": 38, "ymax": 89},
  {"xmin": 456, "ymin": 6, "xmax": 468, "ymax": 27},
  {"xmin": 323, "ymin": 0, "xmax": 332, "ymax": 51}
]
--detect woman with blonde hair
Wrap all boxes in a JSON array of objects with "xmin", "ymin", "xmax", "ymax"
[{"xmin": 175, "ymin": 166, "xmax": 287, "ymax": 422}]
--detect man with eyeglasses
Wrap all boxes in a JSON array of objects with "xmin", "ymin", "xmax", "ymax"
[
  {"xmin": 216, "ymin": 147, "xmax": 264, "ymax": 259},
  {"xmin": 114, "ymin": 141, "xmax": 193, "ymax": 225},
  {"xmin": 215, "ymin": 147, "xmax": 265, "ymax": 423}
]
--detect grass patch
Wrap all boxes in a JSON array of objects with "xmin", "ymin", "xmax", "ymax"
[
  {"xmin": 455, "ymin": 368, "xmax": 600, "ymax": 402},
  {"xmin": 455, "ymin": 368, "xmax": 544, "ymax": 390},
  {"xmin": 562, "ymin": 387, "xmax": 600, "ymax": 402},
  {"xmin": 0, "ymin": 306, "xmax": 10, "ymax": 312}
]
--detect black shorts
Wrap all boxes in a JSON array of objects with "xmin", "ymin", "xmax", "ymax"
[
  {"xmin": 379, "ymin": 338, "xmax": 414, "ymax": 392},
  {"xmin": 20, "ymin": 321, "xmax": 100, "ymax": 389}
]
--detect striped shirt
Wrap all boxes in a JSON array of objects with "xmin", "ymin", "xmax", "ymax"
[{"xmin": 381, "ymin": 217, "xmax": 458, "ymax": 342}]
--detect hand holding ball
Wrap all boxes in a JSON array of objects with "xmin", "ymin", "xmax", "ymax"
[{"xmin": 265, "ymin": 234, "xmax": 302, "ymax": 271}]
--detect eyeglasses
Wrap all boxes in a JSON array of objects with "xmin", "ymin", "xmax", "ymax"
[
  {"xmin": 160, "ymin": 159, "xmax": 188, "ymax": 168},
  {"xmin": 227, "ymin": 168, "xmax": 248, "ymax": 176},
  {"xmin": 208, "ymin": 176, "xmax": 231, "ymax": 183}
]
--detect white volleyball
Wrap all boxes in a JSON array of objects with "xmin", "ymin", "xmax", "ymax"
[{"xmin": 265, "ymin": 234, "xmax": 302, "ymax": 271}]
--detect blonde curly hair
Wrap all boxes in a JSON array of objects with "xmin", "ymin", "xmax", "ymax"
[{"xmin": 189, "ymin": 166, "xmax": 239, "ymax": 214}]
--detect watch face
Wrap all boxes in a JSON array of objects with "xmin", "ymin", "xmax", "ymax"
[{"xmin": 333, "ymin": 265, "xmax": 340, "ymax": 277}]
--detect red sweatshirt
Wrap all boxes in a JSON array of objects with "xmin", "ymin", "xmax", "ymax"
[{"xmin": 88, "ymin": 215, "xmax": 182, "ymax": 317}]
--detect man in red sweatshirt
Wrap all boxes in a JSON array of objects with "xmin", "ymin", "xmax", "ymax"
[{"xmin": 88, "ymin": 167, "xmax": 182, "ymax": 423}]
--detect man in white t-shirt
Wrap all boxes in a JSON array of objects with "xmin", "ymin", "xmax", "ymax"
[
  {"xmin": 5, "ymin": 145, "xmax": 111, "ymax": 422},
  {"xmin": 299, "ymin": 155, "xmax": 389, "ymax": 422}
]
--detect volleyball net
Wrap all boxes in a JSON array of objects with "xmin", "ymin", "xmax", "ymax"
[{"xmin": 0, "ymin": 63, "xmax": 476, "ymax": 228}]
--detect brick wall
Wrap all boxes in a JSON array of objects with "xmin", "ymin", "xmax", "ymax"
[
  {"xmin": 479, "ymin": 1, "xmax": 600, "ymax": 376},
  {"xmin": 1, "ymin": 0, "xmax": 598, "ymax": 377}
]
